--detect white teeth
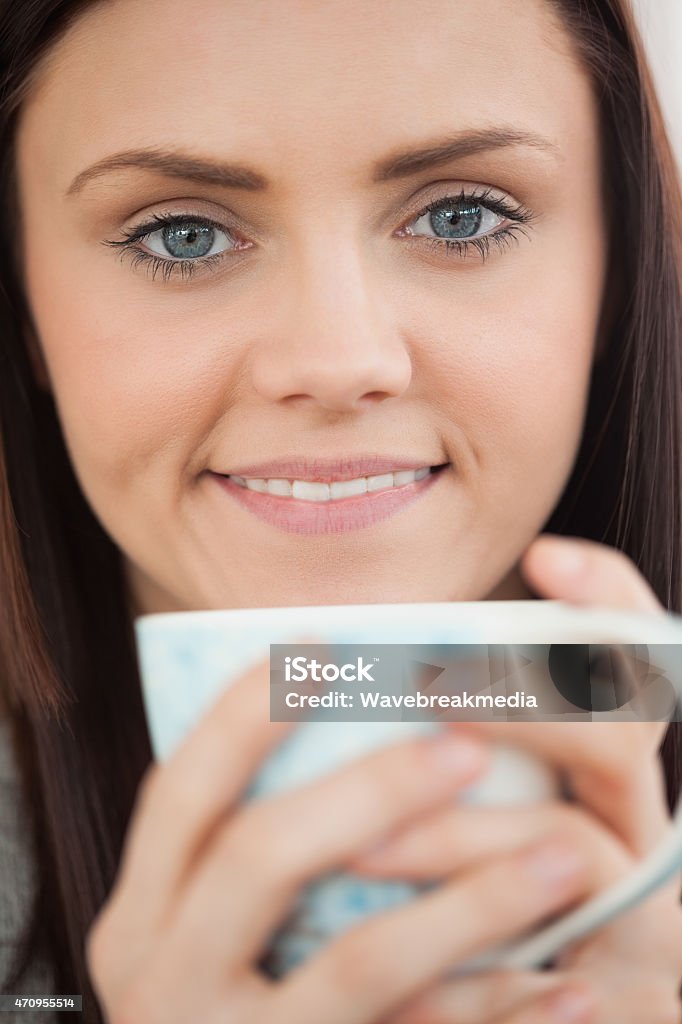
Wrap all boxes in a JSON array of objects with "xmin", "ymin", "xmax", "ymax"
[
  {"xmin": 330, "ymin": 477, "xmax": 367, "ymax": 499},
  {"xmin": 366, "ymin": 472, "xmax": 394, "ymax": 493},
  {"xmin": 267, "ymin": 478, "xmax": 293, "ymax": 497},
  {"xmin": 231, "ymin": 466, "xmax": 436, "ymax": 502},
  {"xmin": 244, "ymin": 478, "xmax": 268, "ymax": 493},
  {"xmin": 291, "ymin": 480, "xmax": 331, "ymax": 501},
  {"xmin": 393, "ymin": 469, "xmax": 419, "ymax": 485}
]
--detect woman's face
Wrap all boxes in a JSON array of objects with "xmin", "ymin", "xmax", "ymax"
[{"xmin": 15, "ymin": 0, "xmax": 608, "ymax": 613}]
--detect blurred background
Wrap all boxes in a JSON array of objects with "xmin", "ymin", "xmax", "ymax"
[{"xmin": 631, "ymin": 0, "xmax": 682, "ymax": 173}]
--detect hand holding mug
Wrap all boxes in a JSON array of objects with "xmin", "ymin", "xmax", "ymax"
[
  {"xmin": 85, "ymin": 652, "xmax": 592, "ymax": 1024},
  {"xmin": 363, "ymin": 536, "xmax": 682, "ymax": 1023}
]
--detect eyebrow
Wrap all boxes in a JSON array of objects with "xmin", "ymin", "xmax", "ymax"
[{"xmin": 65, "ymin": 126, "xmax": 560, "ymax": 197}]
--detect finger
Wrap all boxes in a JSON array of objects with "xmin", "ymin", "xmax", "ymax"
[
  {"xmin": 453, "ymin": 720, "xmax": 671, "ymax": 856},
  {"xmin": 379, "ymin": 969, "xmax": 567, "ymax": 1024},
  {"xmin": 382, "ymin": 956, "xmax": 682, "ymax": 1024},
  {"xmin": 160, "ymin": 729, "xmax": 490, "ymax": 975},
  {"xmin": 520, "ymin": 534, "xmax": 663, "ymax": 613},
  {"xmin": 349, "ymin": 800, "xmax": 631, "ymax": 884},
  {"xmin": 277, "ymin": 834, "xmax": 591, "ymax": 1024},
  {"xmin": 493, "ymin": 981, "xmax": 596, "ymax": 1024},
  {"xmin": 351, "ymin": 797, "xmax": 682, "ymax": 974},
  {"xmin": 105, "ymin": 638, "xmax": 318, "ymax": 944},
  {"xmin": 558, "ymin": 883, "xmax": 682, "ymax": 977},
  {"xmin": 496, "ymin": 973, "xmax": 682, "ymax": 1024}
]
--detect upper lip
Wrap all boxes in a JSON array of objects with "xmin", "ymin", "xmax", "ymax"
[{"xmin": 214, "ymin": 456, "xmax": 447, "ymax": 483}]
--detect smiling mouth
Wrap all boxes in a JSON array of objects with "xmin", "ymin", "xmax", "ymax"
[{"xmin": 219, "ymin": 463, "xmax": 450, "ymax": 503}]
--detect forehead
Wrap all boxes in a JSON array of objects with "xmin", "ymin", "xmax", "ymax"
[{"xmin": 17, "ymin": 0, "xmax": 595, "ymax": 198}]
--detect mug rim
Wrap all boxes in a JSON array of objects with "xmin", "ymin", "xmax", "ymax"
[{"xmin": 134, "ymin": 599, "xmax": 682, "ymax": 645}]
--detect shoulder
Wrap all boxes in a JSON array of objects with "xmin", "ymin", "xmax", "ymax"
[
  {"xmin": 0, "ymin": 719, "xmax": 58, "ymax": 1007},
  {"xmin": 0, "ymin": 717, "xmax": 36, "ymax": 943}
]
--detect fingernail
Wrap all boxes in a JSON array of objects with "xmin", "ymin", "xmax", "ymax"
[
  {"xmin": 549, "ymin": 985, "xmax": 595, "ymax": 1022},
  {"xmin": 426, "ymin": 733, "xmax": 488, "ymax": 777},
  {"xmin": 522, "ymin": 838, "xmax": 586, "ymax": 889}
]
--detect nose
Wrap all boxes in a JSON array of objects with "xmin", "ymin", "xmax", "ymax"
[{"xmin": 249, "ymin": 236, "xmax": 413, "ymax": 412}]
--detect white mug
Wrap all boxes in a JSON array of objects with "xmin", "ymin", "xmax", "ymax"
[{"xmin": 134, "ymin": 599, "xmax": 682, "ymax": 977}]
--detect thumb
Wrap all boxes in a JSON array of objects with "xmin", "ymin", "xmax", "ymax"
[{"xmin": 520, "ymin": 533, "xmax": 663, "ymax": 613}]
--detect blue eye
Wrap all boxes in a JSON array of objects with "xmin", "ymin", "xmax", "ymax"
[
  {"xmin": 102, "ymin": 212, "xmax": 243, "ymax": 282},
  {"xmin": 147, "ymin": 220, "xmax": 227, "ymax": 260},
  {"xmin": 401, "ymin": 187, "xmax": 535, "ymax": 262},
  {"xmin": 410, "ymin": 199, "xmax": 499, "ymax": 240}
]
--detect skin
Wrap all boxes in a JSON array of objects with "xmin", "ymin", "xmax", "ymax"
[
  {"xmin": 10, "ymin": 0, "xmax": 681, "ymax": 1020},
  {"xmin": 15, "ymin": 0, "xmax": 609, "ymax": 614}
]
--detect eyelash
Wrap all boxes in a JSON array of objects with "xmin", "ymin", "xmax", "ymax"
[
  {"xmin": 102, "ymin": 212, "xmax": 232, "ymax": 283},
  {"xmin": 102, "ymin": 186, "xmax": 535, "ymax": 282},
  {"xmin": 412, "ymin": 187, "xmax": 534, "ymax": 261}
]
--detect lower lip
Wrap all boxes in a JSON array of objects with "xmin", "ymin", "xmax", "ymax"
[{"xmin": 209, "ymin": 465, "xmax": 449, "ymax": 535}]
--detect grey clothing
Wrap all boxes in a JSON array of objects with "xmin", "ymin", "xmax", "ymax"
[{"xmin": 0, "ymin": 717, "xmax": 58, "ymax": 1022}]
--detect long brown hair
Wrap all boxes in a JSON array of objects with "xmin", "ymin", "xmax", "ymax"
[{"xmin": 1, "ymin": 1, "xmax": 681, "ymax": 1019}]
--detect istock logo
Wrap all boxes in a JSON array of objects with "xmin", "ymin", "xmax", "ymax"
[{"xmin": 284, "ymin": 656, "xmax": 377, "ymax": 683}]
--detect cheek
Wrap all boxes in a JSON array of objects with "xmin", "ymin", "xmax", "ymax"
[
  {"xmin": 413, "ymin": 234, "xmax": 604, "ymax": 506},
  {"xmin": 23, "ymin": 257, "xmax": 234, "ymax": 505}
]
